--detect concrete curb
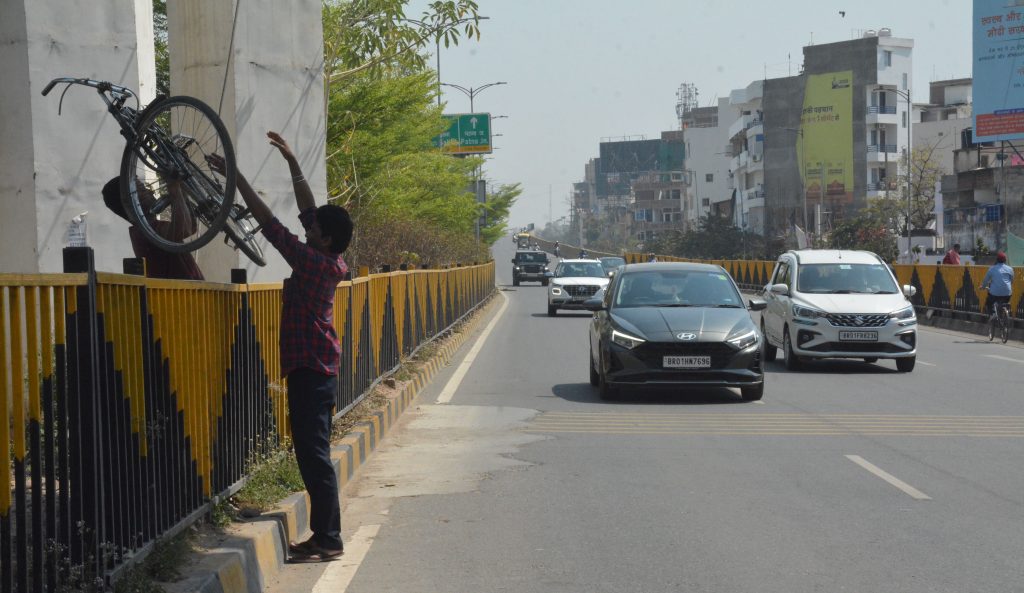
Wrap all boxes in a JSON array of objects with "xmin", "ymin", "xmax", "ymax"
[{"xmin": 166, "ymin": 293, "xmax": 499, "ymax": 593}]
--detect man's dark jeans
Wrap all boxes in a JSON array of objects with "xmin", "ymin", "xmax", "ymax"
[{"xmin": 287, "ymin": 369, "xmax": 342, "ymax": 550}]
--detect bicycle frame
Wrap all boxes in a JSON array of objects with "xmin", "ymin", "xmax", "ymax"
[{"xmin": 44, "ymin": 77, "xmax": 197, "ymax": 218}]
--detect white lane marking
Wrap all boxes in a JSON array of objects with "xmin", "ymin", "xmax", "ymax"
[
  {"xmin": 845, "ymin": 455, "xmax": 931, "ymax": 500},
  {"xmin": 917, "ymin": 361, "xmax": 936, "ymax": 367},
  {"xmin": 985, "ymin": 354, "xmax": 1024, "ymax": 364},
  {"xmin": 312, "ymin": 524, "xmax": 381, "ymax": 593},
  {"xmin": 436, "ymin": 292, "xmax": 509, "ymax": 404}
]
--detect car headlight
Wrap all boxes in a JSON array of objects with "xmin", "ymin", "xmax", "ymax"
[
  {"xmin": 889, "ymin": 306, "xmax": 916, "ymax": 320},
  {"xmin": 792, "ymin": 303, "xmax": 827, "ymax": 319},
  {"xmin": 514, "ymin": 266, "xmax": 520, "ymax": 271},
  {"xmin": 550, "ymin": 286, "xmax": 563, "ymax": 295},
  {"xmin": 727, "ymin": 329, "xmax": 758, "ymax": 350},
  {"xmin": 611, "ymin": 329, "xmax": 645, "ymax": 349}
]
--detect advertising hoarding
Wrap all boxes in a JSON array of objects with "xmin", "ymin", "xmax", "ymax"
[
  {"xmin": 798, "ymin": 71, "xmax": 854, "ymax": 207},
  {"xmin": 973, "ymin": 0, "xmax": 1024, "ymax": 141}
]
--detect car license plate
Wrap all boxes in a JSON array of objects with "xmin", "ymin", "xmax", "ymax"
[
  {"xmin": 664, "ymin": 355, "xmax": 711, "ymax": 369},
  {"xmin": 838, "ymin": 331, "xmax": 878, "ymax": 341}
]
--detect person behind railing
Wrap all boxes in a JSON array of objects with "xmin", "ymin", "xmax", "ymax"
[
  {"xmin": 554, "ymin": 241, "xmax": 560, "ymax": 258},
  {"xmin": 102, "ymin": 177, "xmax": 205, "ymax": 280},
  {"xmin": 980, "ymin": 251, "xmax": 1014, "ymax": 318},
  {"xmin": 209, "ymin": 131, "xmax": 353, "ymax": 563},
  {"xmin": 942, "ymin": 243, "xmax": 962, "ymax": 265}
]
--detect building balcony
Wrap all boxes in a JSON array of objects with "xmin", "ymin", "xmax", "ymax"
[
  {"xmin": 728, "ymin": 114, "xmax": 753, "ymax": 141},
  {"xmin": 748, "ymin": 152, "xmax": 764, "ymax": 172},
  {"xmin": 866, "ymin": 144, "xmax": 899, "ymax": 161}
]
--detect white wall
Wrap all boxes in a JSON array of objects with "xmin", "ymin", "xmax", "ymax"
[
  {"xmin": 0, "ymin": 0, "xmax": 156, "ymax": 273},
  {"xmin": 169, "ymin": 0, "xmax": 326, "ymax": 283},
  {"xmin": 914, "ymin": 118, "xmax": 971, "ymax": 176},
  {"xmin": 683, "ymin": 113, "xmax": 730, "ymax": 226}
]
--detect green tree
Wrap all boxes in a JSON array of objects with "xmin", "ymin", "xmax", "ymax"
[
  {"xmin": 479, "ymin": 183, "xmax": 522, "ymax": 244},
  {"xmin": 828, "ymin": 212, "xmax": 898, "ymax": 262},
  {"xmin": 153, "ymin": 0, "xmax": 169, "ymax": 96}
]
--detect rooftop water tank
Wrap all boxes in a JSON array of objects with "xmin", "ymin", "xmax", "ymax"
[{"xmin": 879, "ymin": 27, "xmax": 893, "ymax": 37}]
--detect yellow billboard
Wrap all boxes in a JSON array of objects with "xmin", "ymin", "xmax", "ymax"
[{"xmin": 798, "ymin": 71, "xmax": 854, "ymax": 209}]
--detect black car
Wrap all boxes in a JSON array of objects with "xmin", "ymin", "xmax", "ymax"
[
  {"xmin": 511, "ymin": 250, "xmax": 551, "ymax": 286},
  {"xmin": 598, "ymin": 256, "xmax": 626, "ymax": 276},
  {"xmin": 586, "ymin": 263, "xmax": 767, "ymax": 401}
]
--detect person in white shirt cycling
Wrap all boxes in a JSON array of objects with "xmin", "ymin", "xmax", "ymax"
[{"xmin": 980, "ymin": 251, "xmax": 1014, "ymax": 318}]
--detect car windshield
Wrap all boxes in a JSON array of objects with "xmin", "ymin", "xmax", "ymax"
[
  {"xmin": 556, "ymin": 262, "xmax": 606, "ymax": 277},
  {"xmin": 600, "ymin": 257, "xmax": 625, "ymax": 271},
  {"xmin": 796, "ymin": 263, "xmax": 899, "ymax": 294},
  {"xmin": 516, "ymin": 252, "xmax": 547, "ymax": 263},
  {"xmin": 614, "ymin": 270, "xmax": 742, "ymax": 308}
]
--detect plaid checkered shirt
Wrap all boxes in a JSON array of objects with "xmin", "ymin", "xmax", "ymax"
[{"xmin": 262, "ymin": 208, "xmax": 348, "ymax": 377}]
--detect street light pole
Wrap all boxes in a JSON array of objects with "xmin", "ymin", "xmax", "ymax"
[
  {"xmin": 440, "ymin": 81, "xmax": 507, "ymax": 112},
  {"xmin": 397, "ymin": 16, "xmax": 489, "ymax": 107}
]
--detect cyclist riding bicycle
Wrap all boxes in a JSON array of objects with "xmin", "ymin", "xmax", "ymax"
[{"xmin": 980, "ymin": 251, "xmax": 1014, "ymax": 318}]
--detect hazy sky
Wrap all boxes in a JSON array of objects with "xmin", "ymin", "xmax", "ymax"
[{"xmin": 419, "ymin": 0, "xmax": 971, "ymax": 230}]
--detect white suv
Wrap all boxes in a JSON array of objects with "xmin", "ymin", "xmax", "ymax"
[
  {"xmin": 760, "ymin": 250, "xmax": 918, "ymax": 372},
  {"xmin": 547, "ymin": 259, "xmax": 610, "ymax": 316}
]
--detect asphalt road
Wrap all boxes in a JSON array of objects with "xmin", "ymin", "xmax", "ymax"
[{"xmin": 270, "ymin": 240, "xmax": 1024, "ymax": 593}]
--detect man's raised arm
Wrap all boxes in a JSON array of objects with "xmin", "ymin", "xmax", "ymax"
[{"xmin": 267, "ymin": 131, "xmax": 316, "ymax": 212}]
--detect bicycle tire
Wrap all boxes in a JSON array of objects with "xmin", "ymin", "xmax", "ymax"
[
  {"xmin": 223, "ymin": 206, "xmax": 267, "ymax": 266},
  {"xmin": 120, "ymin": 95, "xmax": 236, "ymax": 253},
  {"xmin": 988, "ymin": 317, "xmax": 996, "ymax": 341},
  {"xmin": 1001, "ymin": 309, "xmax": 1011, "ymax": 343}
]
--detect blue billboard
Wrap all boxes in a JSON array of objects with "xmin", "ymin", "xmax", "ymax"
[{"xmin": 973, "ymin": 0, "xmax": 1024, "ymax": 141}]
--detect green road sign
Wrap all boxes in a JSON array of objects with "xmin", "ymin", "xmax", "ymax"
[{"xmin": 433, "ymin": 113, "xmax": 492, "ymax": 154}]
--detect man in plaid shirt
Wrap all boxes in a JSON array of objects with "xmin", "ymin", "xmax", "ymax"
[{"xmin": 210, "ymin": 131, "xmax": 352, "ymax": 562}]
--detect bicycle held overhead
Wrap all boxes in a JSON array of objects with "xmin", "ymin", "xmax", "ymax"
[{"xmin": 41, "ymin": 76, "xmax": 266, "ymax": 266}]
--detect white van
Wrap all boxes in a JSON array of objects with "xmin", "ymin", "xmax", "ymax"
[{"xmin": 760, "ymin": 250, "xmax": 918, "ymax": 372}]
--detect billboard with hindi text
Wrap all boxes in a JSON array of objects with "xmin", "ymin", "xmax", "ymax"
[
  {"xmin": 973, "ymin": 0, "xmax": 1024, "ymax": 141},
  {"xmin": 797, "ymin": 71, "xmax": 854, "ymax": 209}
]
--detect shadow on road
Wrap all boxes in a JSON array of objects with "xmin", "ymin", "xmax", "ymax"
[
  {"xmin": 766, "ymin": 359, "xmax": 898, "ymax": 374},
  {"xmin": 551, "ymin": 383, "xmax": 748, "ymax": 405},
  {"xmin": 529, "ymin": 312, "xmax": 592, "ymax": 319}
]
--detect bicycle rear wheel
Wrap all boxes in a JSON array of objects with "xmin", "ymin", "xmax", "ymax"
[
  {"xmin": 223, "ymin": 205, "xmax": 266, "ymax": 266},
  {"xmin": 1001, "ymin": 311, "xmax": 1011, "ymax": 343},
  {"xmin": 120, "ymin": 96, "xmax": 236, "ymax": 253}
]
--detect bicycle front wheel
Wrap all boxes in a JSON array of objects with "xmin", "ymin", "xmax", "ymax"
[{"xmin": 120, "ymin": 96, "xmax": 236, "ymax": 253}]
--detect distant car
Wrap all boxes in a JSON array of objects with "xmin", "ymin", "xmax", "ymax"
[
  {"xmin": 547, "ymin": 259, "xmax": 610, "ymax": 316},
  {"xmin": 599, "ymin": 256, "xmax": 626, "ymax": 276},
  {"xmin": 760, "ymin": 249, "xmax": 918, "ymax": 372},
  {"xmin": 511, "ymin": 250, "xmax": 550, "ymax": 286},
  {"xmin": 586, "ymin": 262, "xmax": 766, "ymax": 401}
]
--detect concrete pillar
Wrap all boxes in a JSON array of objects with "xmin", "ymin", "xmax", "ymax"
[
  {"xmin": 169, "ymin": 0, "xmax": 327, "ymax": 282},
  {"xmin": 0, "ymin": 0, "xmax": 156, "ymax": 273}
]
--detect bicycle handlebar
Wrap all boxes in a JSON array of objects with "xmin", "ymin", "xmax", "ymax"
[{"xmin": 41, "ymin": 77, "xmax": 136, "ymax": 100}]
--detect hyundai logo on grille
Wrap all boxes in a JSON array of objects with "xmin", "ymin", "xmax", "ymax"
[{"xmin": 676, "ymin": 332, "xmax": 697, "ymax": 341}]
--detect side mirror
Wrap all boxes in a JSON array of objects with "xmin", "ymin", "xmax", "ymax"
[
  {"xmin": 770, "ymin": 283, "xmax": 789, "ymax": 296},
  {"xmin": 902, "ymin": 284, "xmax": 917, "ymax": 298},
  {"xmin": 748, "ymin": 298, "xmax": 768, "ymax": 311},
  {"xmin": 510, "ymin": 259, "xmax": 516, "ymax": 264},
  {"xmin": 582, "ymin": 297, "xmax": 605, "ymax": 311},
  {"xmin": 545, "ymin": 271, "xmax": 554, "ymax": 278}
]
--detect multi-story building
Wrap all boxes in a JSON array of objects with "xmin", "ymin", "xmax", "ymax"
[
  {"xmin": 726, "ymin": 81, "xmax": 766, "ymax": 234},
  {"xmin": 680, "ymin": 101, "xmax": 730, "ymax": 227},
  {"xmin": 583, "ymin": 132, "xmax": 687, "ymax": 247},
  {"xmin": 761, "ymin": 29, "xmax": 914, "ymax": 238}
]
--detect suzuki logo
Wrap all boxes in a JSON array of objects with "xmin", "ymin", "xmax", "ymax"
[
  {"xmin": 676, "ymin": 332, "xmax": 697, "ymax": 341},
  {"xmin": 854, "ymin": 316, "xmax": 865, "ymax": 326}
]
